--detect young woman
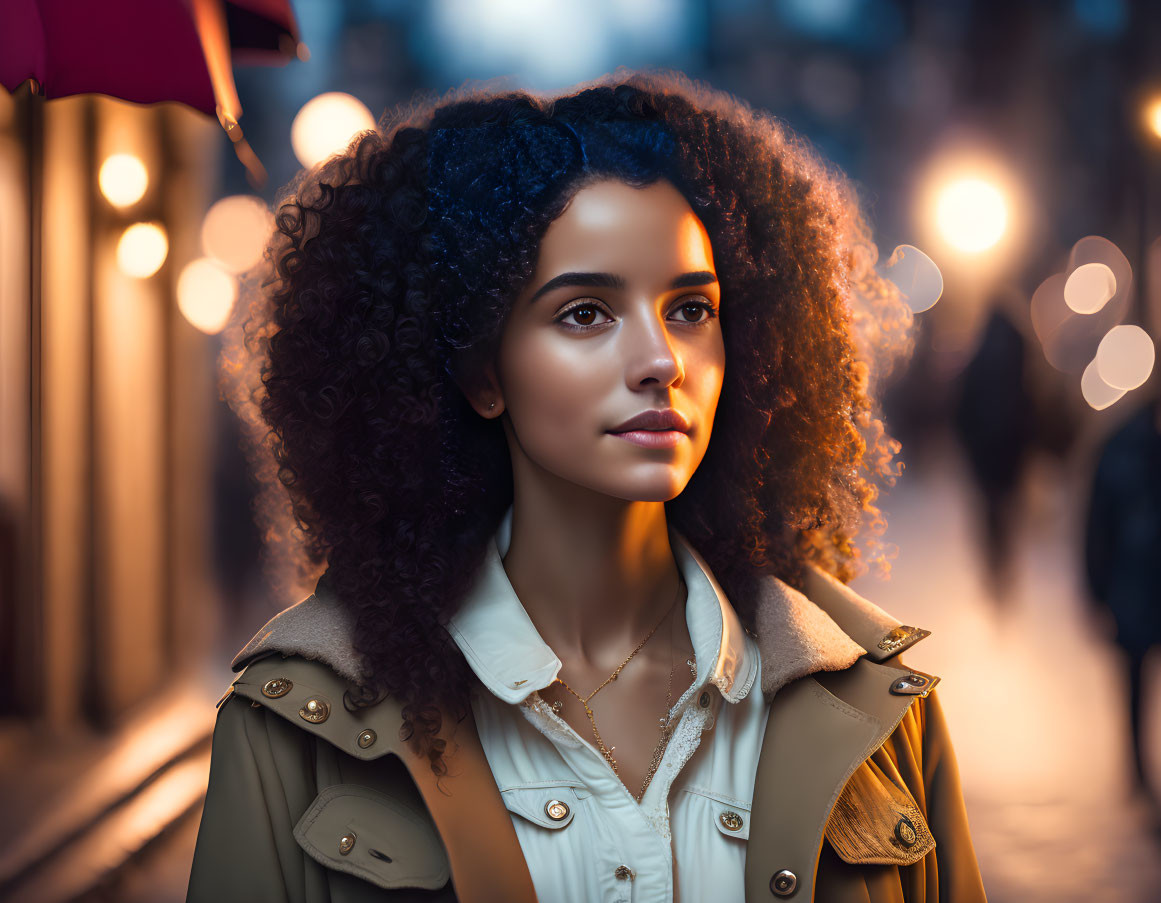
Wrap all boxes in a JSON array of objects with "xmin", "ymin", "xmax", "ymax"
[{"xmin": 188, "ymin": 70, "xmax": 987, "ymax": 902}]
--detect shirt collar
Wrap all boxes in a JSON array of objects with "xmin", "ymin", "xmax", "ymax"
[{"xmin": 446, "ymin": 504, "xmax": 758, "ymax": 707}]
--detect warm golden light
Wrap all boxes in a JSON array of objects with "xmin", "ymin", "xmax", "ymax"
[
  {"xmin": 934, "ymin": 178, "xmax": 1008, "ymax": 252},
  {"xmin": 177, "ymin": 257, "xmax": 237, "ymax": 334},
  {"xmin": 291, "ymin": 92, "xmax": 376, "ymax": 169},
  {"xmin": 201, "ymin": 195, "xmax": 272, "ymax": 274},
  {"xmin": 99, "ymin": 153, "xmax": 149, "ymax": 208},
  {"xmin": 1063, "ymin": 262, "xmax": 1116, "ymax": 314},
  {"xmin": 116, "ymin": 222, "xmax": 168, "ymax": 278},
  {"xmin": 1145, "ymin": 97, "xmax": 1161, "ymax": 141},
  {"xmin": 1095, "ymin": 324, "xmax": 1155, "ymax": 390}
]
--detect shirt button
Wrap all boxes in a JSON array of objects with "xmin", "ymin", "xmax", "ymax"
[
  {"xmin": 698, "ymin": 690, "xmax": 711, "ymax": 707},
  {"xmin": 544, "ymin": 799, "xmax": 570, "ymax": 821},
  {"xmin": 614, "ymin": 864, "xmax": 635, "ymax": 880},
  {"xmin": 719, "ymin": 810, "xmax": 744, "ymax": 831}
]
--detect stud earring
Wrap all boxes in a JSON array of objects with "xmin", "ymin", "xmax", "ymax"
[{"xmin": 489, "ymin": 402, "xmax": 495, "ymax": 410}]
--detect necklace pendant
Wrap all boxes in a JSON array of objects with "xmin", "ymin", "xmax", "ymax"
[{"xmin": 551, "ymin": 700, "xmax": 563, "ymax": 714}]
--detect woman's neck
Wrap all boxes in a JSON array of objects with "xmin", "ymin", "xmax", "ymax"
[{"xmin": 500, "ymin": 485, "xmax": 682, "ymax": 672}]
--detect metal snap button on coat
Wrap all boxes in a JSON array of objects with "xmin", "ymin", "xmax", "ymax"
[
  {"xmin": 889, "ymin": 673, "xmax": 938, "ymax": 696},
  {"xmin": 357, "ymin": 729, "xmax": 376, "ymax": 749},
  {"xmin": 614, "ymin": 865, "xmax": 635, "ymax": 880},
  {"xmin": 262, "ymin": 677, "xmax": 292, "ymax": 698},
  {"xmin": 698, "ymin": 691, "xmax": 711, "ymax": 707},
  {"xmin": 719, "ymin": 810, "xmax": 744, "ymax": 831},
  {"xmin": 299, "ymin": 697, "xmax": 330, "ymax": 723},
  {"xmin": 338, "ymin": 832, "xmax": 356, "ymax": 855},
  {"xmin": 770, "ymin": 869, "xmax": 797, "ymax": 896},
  {"xmin": 894, "ymin": 814, "xmax": 918, "ymax": 847},
  {"xmin": 544, "ymin": 799, "xmax": 570, "ymax": 821}
]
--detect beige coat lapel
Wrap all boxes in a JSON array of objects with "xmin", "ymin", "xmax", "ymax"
[
  {"xmin": 744, "ymin": 658, "xmax": 930, "ymax": 901},
  {"xmin": 744, "ymin": 564, "xmax": 935, "ymax": 901}
]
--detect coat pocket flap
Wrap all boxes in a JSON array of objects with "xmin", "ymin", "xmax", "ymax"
[
  {"xmin": 293, "ymin": 783, "xmax": 450, "ymax": 890},
  {"xmin": 499, "ymin": 783, "xmax": 585, "ymax": 829},
  {"xmin": 824, "ymin": 755, "xmax": 936, "ymax": 866}
]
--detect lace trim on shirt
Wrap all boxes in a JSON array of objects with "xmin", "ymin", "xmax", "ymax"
[
  {"xmin": 638, "ymin": 701, "xmax": 714, "ymax": 841},
  {"xmin": 519, "ymin": 692, "xmax": 584, "ymax": 749}
]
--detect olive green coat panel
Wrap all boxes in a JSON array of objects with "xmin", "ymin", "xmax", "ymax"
[{"xmin": 188, "ymin": 693, "xmax": 455, "ymax": 903}]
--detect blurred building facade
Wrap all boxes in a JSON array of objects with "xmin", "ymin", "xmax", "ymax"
[{"xmin": 0, "ymin": 86, "xmax": 223, "ymax": 901}]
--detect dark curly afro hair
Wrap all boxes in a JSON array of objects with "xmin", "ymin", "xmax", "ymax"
[{"xmin": 221, "ymin": 68, "xmax": 912, "ymax": 778}]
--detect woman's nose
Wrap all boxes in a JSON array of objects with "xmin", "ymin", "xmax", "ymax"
[{"xmin": 622, "ymin": 314, "xmax": 684, "ymax": 388}]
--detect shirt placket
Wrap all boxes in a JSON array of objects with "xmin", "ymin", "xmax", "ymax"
[{"xmin": 520, "ymin": 693, "xmax": 684, "ymax": 903}]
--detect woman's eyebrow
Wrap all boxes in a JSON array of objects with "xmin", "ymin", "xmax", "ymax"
[{"xmin": 528, "ymin": 270, "xmax": 718, "ymax": 303}]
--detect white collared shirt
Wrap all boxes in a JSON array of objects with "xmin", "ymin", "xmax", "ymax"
[{"xmin": 447, "ymin": 506, "xmax": 771, "ymax": 903}]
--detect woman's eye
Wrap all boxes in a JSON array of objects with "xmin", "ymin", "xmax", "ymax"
[
  {"xmin": 556, "ymin": 302, "xmax": 612, "ymax": 329},
  {"xmin": 675, "ymin": 299, "xmax": 716, "ymax": 324}
]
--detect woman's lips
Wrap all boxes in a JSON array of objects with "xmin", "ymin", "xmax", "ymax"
[{"xmin": 608, "ymin": 429, "xmax": 688, "ymax": 449}]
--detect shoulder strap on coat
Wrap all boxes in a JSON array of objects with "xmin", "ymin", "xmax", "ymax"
[{"xmin": 801, "ymin": 564, "xmax": 932, "ymax": 663}]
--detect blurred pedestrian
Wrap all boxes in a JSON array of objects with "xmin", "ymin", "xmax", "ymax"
[
  {"xmin": 1083, "ymin": 390, "xmax": 1161, "ymax": 810},
  {"xmin": 952, "ymin": 302, "xmax": 1036, "ymax": 602}
]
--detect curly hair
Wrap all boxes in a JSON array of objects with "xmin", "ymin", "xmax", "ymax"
[{"xmin": 220, "ymin": 68, "xmax": 912, "ymax": 779}]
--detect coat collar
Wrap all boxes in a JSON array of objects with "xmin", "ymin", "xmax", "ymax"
[{"xmin": 232, "ymin": 511, "xmax": 930, "ymax": 698}]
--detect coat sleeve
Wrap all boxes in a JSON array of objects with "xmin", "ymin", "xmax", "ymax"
[
  {"xmin": 918, "ymin": 688, "xmax": 988, "ymax": 902},
  {"xmin": 187, "ymin": 691, "xmax": 316, "ymax": 903}
]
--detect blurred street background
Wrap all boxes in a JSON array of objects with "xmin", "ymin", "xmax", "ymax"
[{"xmin": 2, "ymin": 1, "xmax": 1160, "ymax": 901}]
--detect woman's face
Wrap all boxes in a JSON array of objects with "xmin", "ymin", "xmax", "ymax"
[{"xmin": 478, "ymin": 177, "xmax": 725, "ymax": 503}]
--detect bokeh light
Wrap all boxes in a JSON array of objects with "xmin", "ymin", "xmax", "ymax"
[
  {"xmin": 934, "ymin": 178, "xmax": 1008, "ymax": 252},
  {"xmin": 290, "ymin": 92, "xmax": 376, "ymax": 169},
  {"xmin": 177, "ymin": 258, "xmax": 238, "ymax": 335},
  {"xmin": 1063, "ymin": 262, "xmax": 1116, "ymax": 314},
  {"xmin": 116, "ymin": 222, "xmax": 168, "ymax": 278},
  {"xmin": 1033, "ymin": 236, "xmax": 1134, "ymax": 373},
  {"xmin": 99, "ymin": 153, "xmax": 149, "ymax": 208},
  {"xmin": 1095, "ymin": 324, "xmax": 1155, "ymax": 390},
  {"xmin": 1144, "ymin": 95, "xmax": 1161, "ymax": 141},
  {"xmin": 201, "ymin": 195, "xmax": 272, "ymax": 274},
  {"xmin": 1081, "ymin": 357, "xmax": 1127, "ymax": 410},
  {"xmin": 1068, "ymin": 235, "xmax": 1133, "ymax": 305},
  {"xmin": 880, "ymin": 244, "xmax": 944, "ymax": 313}
]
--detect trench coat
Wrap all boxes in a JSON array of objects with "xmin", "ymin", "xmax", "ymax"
[{"xmin": 186, "ymin": 563, "xmax": 988, "ymax": 903}]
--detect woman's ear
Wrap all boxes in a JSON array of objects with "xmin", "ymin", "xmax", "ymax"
[{"xmin": 453, "ymin": 353, "xmax": 505, "ymax": 419}]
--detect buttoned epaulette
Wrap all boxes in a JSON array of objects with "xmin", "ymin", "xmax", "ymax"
[
  {"xmin": 801, "ymin": 563, "xmax": 933, "ymax": 663},
  {"xmin": 215, "ymin": 652, "xmax": 406, "ymax": 761},
  {"xmin": 870, "ymin": 624, "xmax": 932, "ymax": 661}
]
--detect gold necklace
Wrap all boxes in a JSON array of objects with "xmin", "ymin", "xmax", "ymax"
[
  {"xmin": 552, "ymin": 576, "xmax": 686, "ymax": 801},
  {"xmin": 635, "ymin": 604, "xmax": 683, "ymax": 801}
]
